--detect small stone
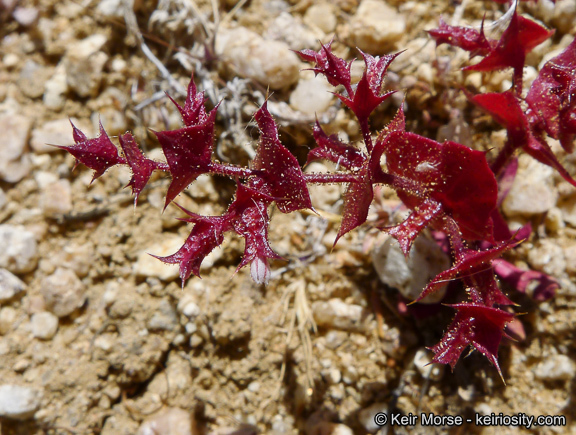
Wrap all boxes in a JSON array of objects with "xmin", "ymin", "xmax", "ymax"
[
  {"xmin": 40, "ymin": 268, "xmax": 86, "ymax": 317},
  {"xmin": 96, "ymin": 0, "xmax": 124, "ymax": 17},
  {"xmin": 12, "ymin": 6, "xmax": 38, "ymax": 27},
  {"xmin": 266, "ymin": 12, "xmax": 321, "ymax": 50},
  {"xmin": 43, "ymin": 63, "xmax": 68, "ymax": 110},
  {"xmin": 134, "ymin": 236, "xmax": 182, "ymax": 281},
  {"xmin": 31, "ymin": 311, "xmax": 59, "ymax": 340},
  {"xmin": 503, "ymin": 155, "xmax": 557, "ymax": 217},
  {"xmin": 65, "ymin": 34, "xmax": 109, "ymax": 97},
  {"xmin": 0, "ymin": 112, "xmax": 31, "ymax": 162},
  {"xmin": 559, "ymin": 194, "xmax": 576, "ymax": 227},
  {"xmin": 147, "ymin": 299, "xmax": 178, "ymax": 331},
  {"xmin": 544, "ymin": 207, "xmax": 564, "ymax": 232},
  {"xmin": 3, "ymin": 54, "xmax": 19, "ymax": 68},
  {"xmin": 0, "ymin": 307, "xmax": 17, "ymax": 335},
  {"xmin": 290, "ymin": 74, "xmax": 334, "ymax": 115},
  {"xmin": 17, "ymin": 60, "xmax": 51, "ymax": 99},
  {"xmin": 0, "ymin": 269, "xmax": 26, "ymax": 302},
  {"xmin": 52, "ymin": 242, "xmax": 93, "ymax": 278},
  {"xmin": 0, "ymin": 225, "xmax": 38, "ymax": 274},
  {"xmin": 372, "ymin": 234, "xmax": 449, "ymax": 303},
  {"xmin": 216, "ymin": 27, "xmax": 301, "ymax": 89},
  {"xmin": 177, "ymin": 293, "xmax": 201, "ymax": 319},
  {"xmin": 0, "ymin": 384, "xmax": 42, "ymax": 420},
  {"xmin": 0, "ymin": 111, "xmax": 33, "ymax": 183},
  {"xmin": 534, "ymin": 355, "xmax": 575, "ymax": 381},
  {"xmin": 304, "ymin": 3, "xmax": 337, "ymax": 34},
  {"xmin": 564, "ymin": 243, "xmax": 576, "ymax": 275},
  {"xmin": 0, "ymin": 188, "xmax": 6, "ymax": 210},
  {"xmin": 137, "ymin": 407, "xmax": 193, "ymax": 435},
  {"xmin": 358, "ymin": 402, "xmax": 388, "ymax": 433},
  {"xmin": 348, "ymin": 0, "xmax": 406, "ymax": 54},
  {"xmin": 413, "ymin": 348, "xmax": 444, "ymax": 381},
  {"xmin": 41, "ymin": 179, "xmax": 72, "ymax": 217},
  {"xmin": 31, "ymin": 118, "xmax": 84, "ymax": 154},
  {"xmin": 527, "ymin": 240, "xmax": 566, "ymax": 277},
  {"xmin": 312, "ymin": 298, "xmax": 364, "ymax": 331}
]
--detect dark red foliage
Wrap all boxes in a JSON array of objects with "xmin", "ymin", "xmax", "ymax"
[
  {"xmin": 151, "ymin": 205, "xmax": 230, "ymax": 284},
  {"xmin": 526, "ymin": 38, "xmax": 576, "ymax": 153},
  {"xmin": 297, "ymin": 40, "xmax": 353, "ymax": 93},
  {"xmin": 57, "ymin": 14, "xmax": 576, "ymax": 377},
  {"xmin": 57, "ymin": 121, "xmax": 124, "ymax": 182},
  {"xmin": 430, "ymin": 303, "xmax": 514, "ymax": 379},
  {"xmin": 430, "ymin": 11, "xmax": 554, "ymax": 91},
  {"xmin": 118, "ymin": 133, "xmax": 162, "ymax": 205},
  {"xmin": 155, "ymin": 106, "xmax": 217, "ymax": 210},
  {"xmin": 378, "ymin": 130, "xmax": 498, "ymax": 245},
  {"xmin": 472, "ymin": 91, "xmax": 576, "ymax": 186},
  {"xmin": 428, "ymin": 18, "xmax": 491, "ymax": 57},
  {"xmin": 253, "ymin": 102, "xmax": 313, "ymax": 214},
  {"xmin": 227, "ymin": 183, "xmax": 282, "ymax": 281}
]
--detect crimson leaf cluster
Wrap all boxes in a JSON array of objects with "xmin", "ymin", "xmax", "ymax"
[{"xmin": 57, "ymin": 2, "xmax": 575, "ymax": 378}]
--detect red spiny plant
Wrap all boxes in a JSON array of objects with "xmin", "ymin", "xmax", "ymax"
[{"xmin": 57, "ymin": 2, "xmax": 576, "ymax": 379}]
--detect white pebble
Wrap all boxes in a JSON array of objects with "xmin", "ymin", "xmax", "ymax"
[
  {"xmin": 0, "ymin": 269, "xmax": 26, "ymax": 302},
  {"xmin": 64, "ymin": 34, "xmax": 109, "ymax": 98},
  {"xmin": 348, "ymin": 0, "xmax": 406, "ymax": 54},
  {"xmin": 413, "ymin": 348, "xmax": 444, "ymax": 381},
  {"xmin": 266, "ymin": 12, "xmax": 321, "ymax": 50},
  {"xmin": 31, "ymin": 311, "xmax": 59, "ymax": 340},
  {"xmin": 40, "ymin": 268, "xmax": 86, "ymax": 317},
  {"xmin": 358, "ymin": 402, "xmax": 388, "ymax": 433},
  {"xmin": 290, "ymin": 74, "xmax": 334, "ymax": 116},
  {"xmin": 0, "ymin": 307, "xmax": 17, "ymax": 335},
  {"xmin": 137, "ymin": 407, "xmax": 193, "ymax": 435},
  {"xmin": 43, "ymin": 63, "xmax": 68, "ymax": 110},
  {"xmin": 216, "ymin": 27, "xmax": 301, "ymax": 90},
  {"xmin": 371, "ymin": 235, "xmax": 449, "ymax": 303},
  {"xmin": 312, "ymin": 298, "xmax": 364, "ymax": 331},
  {"xmin": 534, "ymin": 355, "xmax": 576, "ymax": 381},
  {"xmin": 0, "ymin": 384, "xmax": 42, "ymax": 420},
  {"xmin": 134, "ymin": 236, "xmax": 182, "ymax": 281},
  {"xmin": 0, "ymin": 225, "xmax": 38, "ymax": 274},
  {"xmin": 304, "ymin": 3, "xmax": 337, "ymax": 34},
  {"xmin": 41, "ymin": 179, "xmax": 72, "ymax": 217},
  {"xmin": 503, "ymin": 155, "xmax": 557, "ymax": 217},
  {"xmin": 31, "ymin": 118, "xmax": 82, "ymax": 154}
]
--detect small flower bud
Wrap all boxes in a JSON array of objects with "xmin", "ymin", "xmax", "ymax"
[{"xmin": 250, "ymin": 256, "xmax": 271, "ymax": 285}]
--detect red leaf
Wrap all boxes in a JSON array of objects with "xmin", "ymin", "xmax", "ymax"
[
  {"xmin": 227, "ymin": 184, "xmax": 282, "ymax": 283},
  {"xmin": 57, "ymin": 121, "xmax": 124, "ymax": 182},
  {"xmin": 465, "ymin": 12, "xmax": 554, "ymax": 90},
  {"xmin": 473, "ymin": 91, "xmax": 576, "ymax": 187},
  {"xmin": 385, "ymin": 199, "xmax": 443, "ymax": 256},
  {"xmin": 430, "ymin": 303, "xmax": 514, "ymax": 379},
  {"xmin": 151, "ymin": 209, "xmax": 230, "ymax": 286},
  {"xmin": 428, "ymin": 17, "xmax": 491, "ymax": 57},
  {"xmin": 166, "ymin": 75, "xmax": 210, "ymax": 127},
  {"xmin": 118, "ymin": 133, "xmax": 161, "ymax": 205},
  {"xmin": 416, "ymin": 240, "xmax": 519, "ymax": 303},
  {"xmin": 526, "ymin": 37, "xmax": 576, "ymax": 153},
  {"xmin": 381, "ymin": 131, "xmax": 498, "ymax": 241},
  {"xmin": 155, "ymin": 107, "xmax": 217, "ymax": 209},
  {"xmin": 337, "ymin": 51, "xmax": 398, "ymax": 121},
  {"xmin": 308, "ymin": 121, "xmax": 366, "ymax": 170},
  {"xmin": 253, "ymin": 102, "xmax": 312, "ymax": 213},
  {"xmin": 335, "ymin": 166, "xmax": 373, "ymax": 243},
  {"xmin": 296, "ymin": 40, "xmax": 353, "ymax": 93}
]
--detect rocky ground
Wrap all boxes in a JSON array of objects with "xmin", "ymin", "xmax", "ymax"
[{"xmin": 1, "ymin": 0, "xmax": 576, "ymax": 434}]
